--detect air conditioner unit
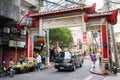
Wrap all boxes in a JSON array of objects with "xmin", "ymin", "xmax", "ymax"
[
  {"xmin": 21, "ymin": 30, "xmax": 26, "ymax": 35},
  {"xmin": 3, "ymin": 27, "xmax": 10, "ymax": 33},
  {"xmin": 11, "ymin": 28, "xmax": 17, "ymax": 33}
]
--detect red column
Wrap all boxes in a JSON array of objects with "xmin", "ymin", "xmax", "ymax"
[
  {"xmin": 25, "ymin": 31, "xmax": 33, "ymax": 63},
  {"xmin": 29, "ymin": 37, "xmax": 33, "ymax": 58},
  {"xmin": 101, "ymin": 25, "xmax": 109, "ymax": 59},
  {"xmin": 25, "ymin": 32, "xmax": 28, "ymax": 57}
]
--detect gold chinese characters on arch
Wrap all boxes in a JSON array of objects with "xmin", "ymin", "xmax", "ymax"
[
  {"xmin": 42, "ymin": 15, "xmax": 83, "ymax": 29},
  {"xmin": 86, "ymin": 25, "xmax": 101, "ymax": 31}
]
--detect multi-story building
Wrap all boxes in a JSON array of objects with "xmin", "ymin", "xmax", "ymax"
[
  {"xmin": 0, "ymin": 0, "xmax": 41, "ymax": 67},
  {"xmin": 0, "ymin": 0, "xmax": 20, "ymax": 67}
]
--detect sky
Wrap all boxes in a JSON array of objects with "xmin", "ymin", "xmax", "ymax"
[
  {"xmin": 50, "ymin": 0, "xmax": 104, "ymax": 10},
  {"xmin": 86, "ymin": 0, "xmax": 104, "ymax": 10}
]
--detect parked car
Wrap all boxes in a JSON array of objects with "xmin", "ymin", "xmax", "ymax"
[{"xmin": 54, "ymin": 50, "xmax": 83, "ymax": 71}]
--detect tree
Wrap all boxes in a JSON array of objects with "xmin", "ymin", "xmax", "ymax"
[{"xmin": 49, "ymin": 28, "xmax": 74, "ymax": 49}]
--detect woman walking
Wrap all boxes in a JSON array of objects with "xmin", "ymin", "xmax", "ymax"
[{"xmin": 91, "ymin": 52, "xmax": 97, "ymax": 68}]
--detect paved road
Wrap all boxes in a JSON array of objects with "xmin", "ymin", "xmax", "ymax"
[{"xmin": 0, "ymin": 59, "xmax": 104, "ymax": 80}]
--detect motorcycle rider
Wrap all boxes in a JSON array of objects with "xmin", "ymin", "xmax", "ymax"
[
  {"xmin": 8, "ymin": 58, "xmax": 14, "ymax": 77},
  {"xmin": 9, "ymin": 58, "xmax": 14, "ymax": 68}
]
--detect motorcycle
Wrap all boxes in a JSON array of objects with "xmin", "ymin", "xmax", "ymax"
[
  {"xmin": 8, "ymin": 67, "xmax": 14, "ymax": 77},
  {"xmin": 112, "ymin": 66, "xmax": 117, "ymax": 75},
  {"xmin": 112, "ymin": 62, "xmax": 118, "ymax": 75},
  {"xmin": 0, "ymin": 67, "xmax": 14, "ymax": 77}
]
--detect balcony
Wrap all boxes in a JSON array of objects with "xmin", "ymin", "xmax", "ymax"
[
  {"xmin": 21, "ymin": 0, "xmax": 38, "ymax": 8},
  {"xmin": 0, "ymin": 0, "xmax": 20, "ymax": 22}
]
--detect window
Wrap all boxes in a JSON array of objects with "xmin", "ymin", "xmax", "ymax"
[{"xmin": 64, "ymin": 52, "xmax": 71, "ymax": 59}]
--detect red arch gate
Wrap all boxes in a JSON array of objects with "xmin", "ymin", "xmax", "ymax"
[{"xmin": 17, "ymin": 3, "xmax": 118, "ymax": 75}]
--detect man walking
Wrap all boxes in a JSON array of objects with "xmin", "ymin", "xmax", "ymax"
[{"xmin": 36, "ymin": 53, "xmax": 41, "ymax": 71}]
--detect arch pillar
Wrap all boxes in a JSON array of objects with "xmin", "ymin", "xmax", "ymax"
[
  {"xmin": 25, "ymin": 30, "xmax": 34, "ymax": 63},
  {"xmin": 101, "ymin": 25, "xmax": 110, "ymax": 75}
]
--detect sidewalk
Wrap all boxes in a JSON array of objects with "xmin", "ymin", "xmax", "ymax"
[
  {"xmin": 104, "ymin": 73, "xmax": 120, "ymax": 80},
  {"xmin": 90, "ymin": 60, "xmax": 103, "ymax": 75},
  {"xmin": 89, "ymin": 59, "xmax": 120, "ymax": 80}
]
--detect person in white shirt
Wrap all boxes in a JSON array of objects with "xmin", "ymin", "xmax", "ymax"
[{"xmin": 36, "ymin": 53, "xmax": 41, "ymax": 71}]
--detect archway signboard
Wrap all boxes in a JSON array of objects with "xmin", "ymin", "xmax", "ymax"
[{"xmin": 30, "ymin": 3, "xmax": 96, "ymax": 35}]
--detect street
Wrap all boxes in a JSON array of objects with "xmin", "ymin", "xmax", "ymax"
[{"xmin": 0, "ymin": 59, "xmax": 105, "ymax": 80}]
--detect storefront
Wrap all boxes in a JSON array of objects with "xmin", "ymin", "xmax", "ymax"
[{"xmin": 0, "ymin": 27, "xmax": 26, "ymax": 67}]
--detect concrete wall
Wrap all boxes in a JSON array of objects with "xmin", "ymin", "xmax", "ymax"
[
  {"xmin": 24, "ymin": 0, "xmax": 38, "ymax": 7},
  {"xmin": 0, "ymin": 0, "xmax": 20, "ymax": 21}
]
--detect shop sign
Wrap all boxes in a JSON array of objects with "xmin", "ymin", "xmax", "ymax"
[
  {"xmin": 34, "ymin": 36, "xmax": 44, "ymax": 44},
  {"xmin": 9, "ymin": 40, "xmax": 25, "ymax": 48},
  {"xmin": 37, "ymin": 37, "xmax": 44, "ymax": 44},
  {"xmin": 82, "ymin": 33, "xmax": 87, "ymax": 43}
]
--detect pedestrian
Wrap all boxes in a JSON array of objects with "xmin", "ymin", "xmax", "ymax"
[
  {"xmin": 8, "ymin": 58, "xmax": 14, "ymax": 71},
  {"xmin": 83, "ymin": 50, "xmax": 87, "ymax": 57},
  {"xmin": 99, "ymin": 52, "xmax": 102, "ymax": 65},
  {"xmin": 20, "ymin": 55, "xmax": 24, "ymax": 65},
  {"xmin": 36, "ymin": 53, "xmax": 41, "ymax": 71},
  {"xmin": 91, "ymin": 52, "xmax": 97, "ymax": 67},
  {"xmin": 9, "ymin": 58, "xmax": 14, "ymax": 68},
  {"xmin": 54, "ymin": 49, "xmax": 60, "ymax": 59}
]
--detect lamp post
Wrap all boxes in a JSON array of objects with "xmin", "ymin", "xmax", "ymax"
[{"xmin": 14, "ymin": 24, "xmax": 19, "ymax": 64}]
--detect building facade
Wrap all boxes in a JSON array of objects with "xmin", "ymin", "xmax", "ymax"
[
  {"xmin": 0, "ymin": 0, "xmax": 20, "ymax": 67},
  {"xmin": 0, "ymin": 0, "xmax": 41, "ymax": 67}
]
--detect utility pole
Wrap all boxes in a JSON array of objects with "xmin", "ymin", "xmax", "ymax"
[
  {"xmin": 106, "ymin": 0, "xmax": 119, "ymax": 70},
  {"xmin": 45, "ymin": 29, "xmax": 51, "ymax": 68}
]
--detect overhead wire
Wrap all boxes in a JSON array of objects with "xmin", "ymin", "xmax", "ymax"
[
  {"xmin": 110, "ymin": 0, "xmax": 120, "ymax": 4},
  {"xmin": 43, "ymin": 0, "xmax": 83, "ymax": 11},
  {"xmin": 49, "ymin": 0, "xmax": 66, "ymax": 10},
  {"xmin": 109, "ymin": 0, "xmax": 120, "ymax": 12},
  {"xmin": 43, "ymin": 0, "xmax": 66, "ymax": 11}
]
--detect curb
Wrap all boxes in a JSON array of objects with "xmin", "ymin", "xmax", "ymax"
[{"xmin": 90, "ymin": 67, "xmax": 104, "ymax": 75}]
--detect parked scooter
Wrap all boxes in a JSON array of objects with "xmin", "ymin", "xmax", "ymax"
[
  {"xmin": 112, "ymin": 62, "xmax": 118, "ymax": 75},
  {"xmin": 113, "ymin": 66, "xmax": 118, "ymax": 75}
]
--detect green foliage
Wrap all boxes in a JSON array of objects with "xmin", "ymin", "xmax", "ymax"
[
  {"xmin": 49, "ymin": 28, "xmax": 74, "ymax": 48},
  {"xmin": 0, "ymin": 67, "xmax": 7, "ymax": 73}
]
